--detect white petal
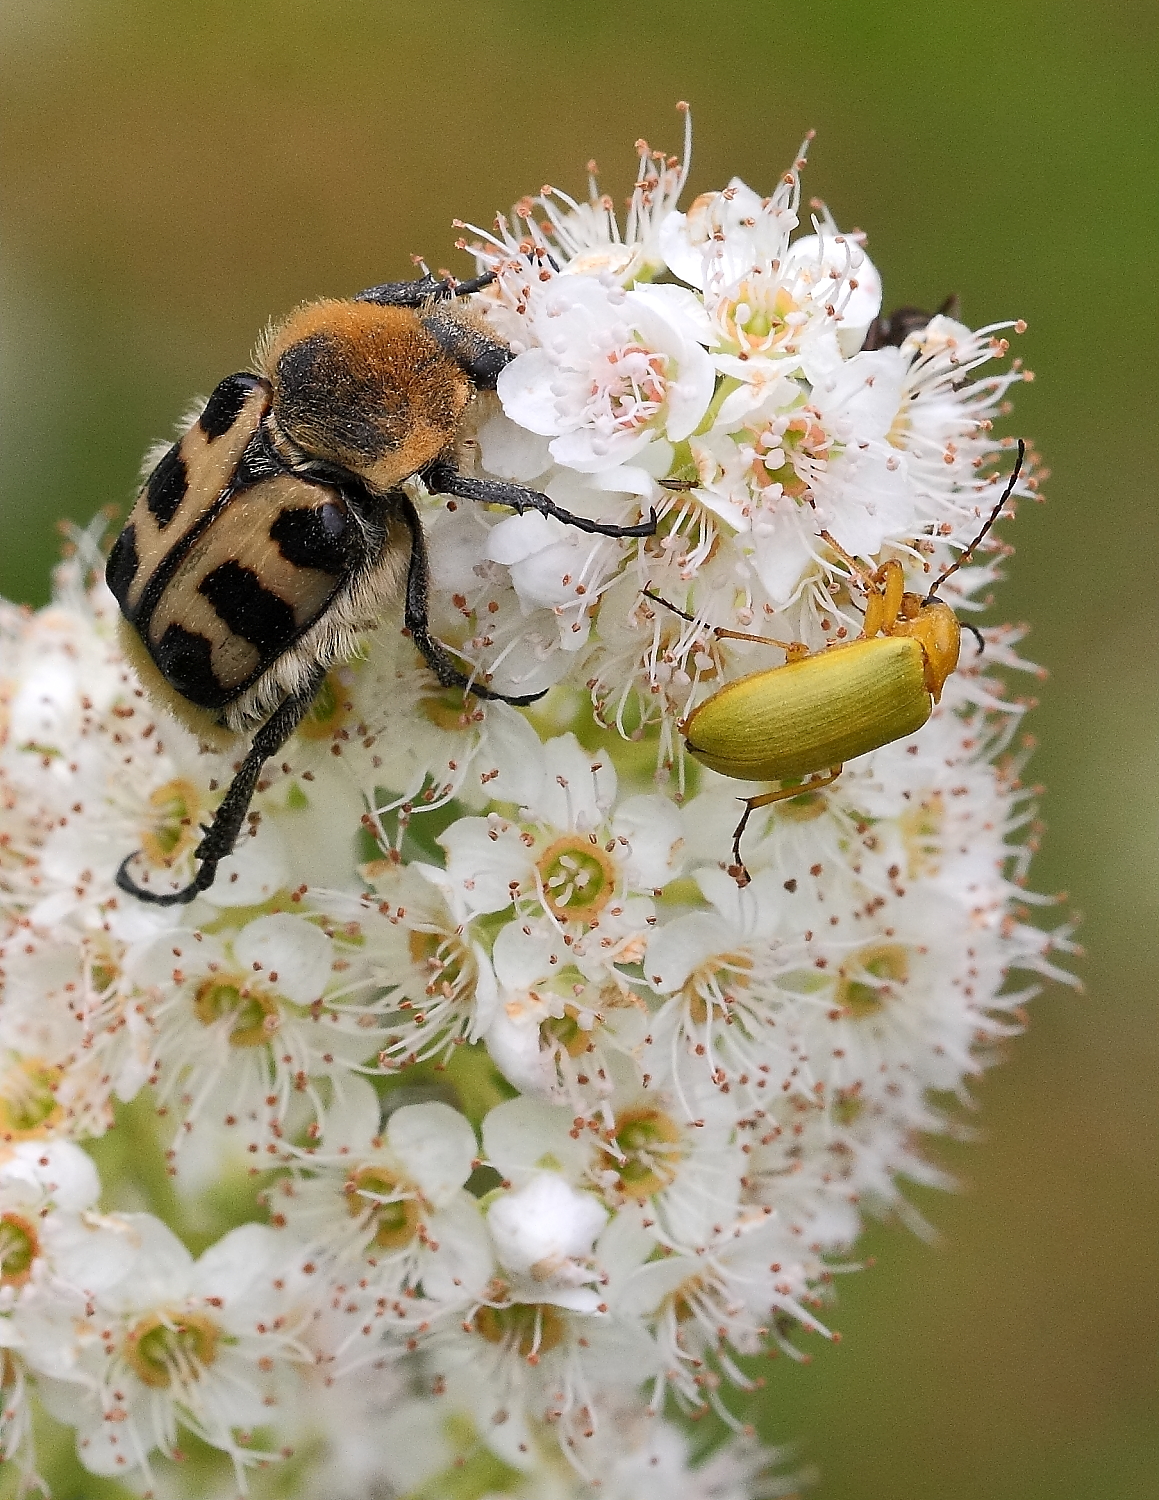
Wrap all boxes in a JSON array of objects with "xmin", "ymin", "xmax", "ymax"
[
  {"xmin": 421, "ymin": 1195, "xmax": 495, "ymax": 1302},
  {"xmin": 534, "ymin": 733, "xmax": 616, "ymax": 832},
  {"xmin": 644, "ymin": 911, "xmax": 725, "ymax": 993},
  {"xmin": 491, "ymin": 919, "xmax": 565, "ymax": 990},
  {"xmin": 0, "ymin": 1140, "xmax": 100, "ymax": 1212},
  {"xmin": 438, "ymin": 817, "xmax": 529, "ymax": 916},
  {"xmin": 233, "ymin": 913, "xmax": 333, "ymax": 1006},
  {"xmin": 320, "ymin": 1075, "xmax": 382, "ymax": 1152},
  {"xmin": 496, "ymin": 348, "xmax": 566, "ymax": 436},
  {"xmin": 626, "ymin": 282, "xmax": 716, "ymax": 345},
  {"xmin": 199, "ymin": 817, "xmax": 289, "ymax": 908},
  {"xmin": 482, "ymin": 1096, "xmax": 591, "ymax": 1182},
  {"xmin": 477, "ymin": 409, "xmax": 553, "ymax": 481},
  {"xmin": 387, "ymin": 1100, "xmax": 477, "ymax": 1205},
  {"xmin": 613, "ymin": 794, "xmax": 685, "ymax": 889},
  {"xmin": 486, "ymin": 1173, "xmax": 608, "ymax": 1277},
  {"xmin": 193, "ymin": 1221, "xmax": 284, "ymax": 1306}
]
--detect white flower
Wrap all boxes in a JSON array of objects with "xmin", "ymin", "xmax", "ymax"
[
  {"xmin": 497, "ymin": 276, "xmax": 715, "ymax": 474},
  {"xmin": 22, "ymin": 1216, "xmax": 313, "ymax": 1484},
  {"xmin": 125, "ymin": 909, "xmax": 391, "ymax": 1150},
  {"xmin": 434, "ymin": 731, "xmax": 684, "ymax": 929},
  {"xmin": 271, "ymin": 1078, "xmax": 492, "ymax": 1342},
  {"xmin": 463, "ymin": 104, "xmax": 691, "ymax": 288},
  {"xmin": 0, "ymin": 123, "xmax": 1063, "ymax": 1493}
]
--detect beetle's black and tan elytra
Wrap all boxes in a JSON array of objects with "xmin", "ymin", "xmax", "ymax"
[{"xmin": 107, "ymin": 271, "xmax": 657, "ymax": 906}]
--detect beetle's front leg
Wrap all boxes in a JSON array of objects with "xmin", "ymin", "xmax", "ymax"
[
  {"xmin": 394, "ymin": 491, "xmax": 545, "ymax": 707},
  {"xmin": 729, "ymin": 768, "xmax": 843, "ymax": 885},
  {"xmin": 423, "ymin": 462, "xmax": 658, "ymax": 540},
  {"xmin": 354, "ymin": 271, "xmax": 495, "ymax": 307}
]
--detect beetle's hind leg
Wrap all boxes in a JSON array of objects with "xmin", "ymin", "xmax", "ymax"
[
  {"xmin": 394, "ymin": 493, "xmax": 545, "ymax": 708},
  {"xmin": 729, "ymin": 767, "xmax": 843, "ymax": 886},
  {"xmin": 116, "ymin": 665, "xmax": 328, "ymax": 907},
  {"xmin": 424, "ymin": 462, "xmax": 657, "ymax": 541}
]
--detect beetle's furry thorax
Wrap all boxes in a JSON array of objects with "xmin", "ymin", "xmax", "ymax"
[{"xmin": 256, "ymin": 299, "xmax": 481, "ymax": 493}]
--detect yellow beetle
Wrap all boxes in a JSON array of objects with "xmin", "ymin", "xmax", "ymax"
[{"xmin": 652, "ymin": 441, "xmax": 1025, "ymax": 883}]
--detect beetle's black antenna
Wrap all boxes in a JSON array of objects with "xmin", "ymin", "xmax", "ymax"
[
  {"xmin": 963, "ymin": 622, "xmax": 986, "ymax": 655},
  {"xmin": 642, "ymin": 587, "xmax": 699, "ymax": 626},
  {"xmin": 924, "ymin": 439, "xmax": 1025, "ymax": 605}
]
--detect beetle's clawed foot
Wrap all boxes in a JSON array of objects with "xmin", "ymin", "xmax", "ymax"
[{"xmin": 115, "ymin": 851, "xmax": 216, "ymax": 907}]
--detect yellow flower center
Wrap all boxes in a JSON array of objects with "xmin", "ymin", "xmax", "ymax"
[
  {"xmin": 536, "ymin": 835, "xmax": 618, "ymax": 924},
  {"xmin": 193, "ymin": 973, "xmax": 281, "ymax": 1048},
  {"xmin": 139, "ymin": 778, "xmax": 202, "ymax": 867},
  {"xmin": 836, "ymin": 943, "xmax": 911, "ymax": 1018},
  {"xmin": 542, "ymin": 1005, "xmax": 593, "ymax": 1059},
  {"xmin": 0, "ymin": 1058, "xmax": 63, "ymax": 1138},
  {"xmin": 408, "ymin": 927, "xmax": 472, "ymax": 1001},
  {"xmin": 344, "ymin": 1165, "xmax": 422, "ymax": 1251},
  {"xmin": 297, "ymin": 670, "xmax": 353, "ymax": 740},
  {"xmin": 418, "ymin": 686, "xmax": 481, "ymax": 734},
  {"xmin": 899, "ymin": 792, "xmax": 945, "ymax": 878},
  {"xmin": 682, "ymin": 950, "xmax": 753, "ymax": 1025},
  {"xmin": 774, "ymin": 787, "xmax": 831, "ymax": 822},
  {"xmin": 750, "ymin": 415, "xmax": 828, "ymax": 500},
  {"xmin": 832, "ymin": 1091, "xmax": 865, "ymax": 1127},
  {"xmin": 608, "ymin": 1107, "xmax": 684, "ymax": 1199},
  {"xmin": 472, "ymin": 1301, "xmax": 566, "ymax": 1360},
  {"xmin": 0, "ymin": 1212, "xmax": 39, "ymax": 1287},
  {"xmin": 722, "ymin": 282, "xmax": 799, "ymax": 354},
  {"xmin": 604, "ymin": 344, "xmax": 669, "ymax": 432},
  {"xmin": 124, "ymin": 1311, "xmax": 221, "ymax": 1389}
]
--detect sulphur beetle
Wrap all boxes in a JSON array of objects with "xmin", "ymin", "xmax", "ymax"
[
  {"xmin": 107, "ymin": 270, "xmax": 656, "ymax": 906},
  {"xmin": 649, "ymin": 441, "xmax": 1025, "ymax": 884}
]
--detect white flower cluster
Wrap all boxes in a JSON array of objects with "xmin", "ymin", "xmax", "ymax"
[{"xmin": 0, "ymin": 117, "xmax": 1070, "ymax": 1497}]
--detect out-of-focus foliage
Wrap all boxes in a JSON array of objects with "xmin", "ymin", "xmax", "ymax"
[{"xmin": 0, "ymin": 2, "xmax": 1154, "ymax": 1497}]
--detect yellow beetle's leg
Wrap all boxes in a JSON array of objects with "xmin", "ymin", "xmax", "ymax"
[
  {"xmin": 818, "ymin": 529, "xmax": 875, "ymax": 589},
  {"xmin": 729, "ymin": 766, "xmax": 843, "ymax": 885},
  {"xmin": 855, "ymin": 561, "xmax": 904, "ymax": 640},
  {"xmin": 711, "ymin": 624, "xmax": 805, "ymax": 655},
  {"xmin": 862, "ymin": 586, "xmax": 886, "ymax": 640},
  {"xmin": 875, "ymin": 560, "xmax": 906, "ymax": 633}
]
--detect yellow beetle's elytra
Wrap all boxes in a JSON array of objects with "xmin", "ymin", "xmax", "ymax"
[{"xmin": 653, "ymin": 440, "xmax": 1025, "ymax": 885}]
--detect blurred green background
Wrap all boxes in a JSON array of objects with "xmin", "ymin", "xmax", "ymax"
[{"xmin": 0, "ymin": 1, "xmax": 1155, "ymax": 1496}]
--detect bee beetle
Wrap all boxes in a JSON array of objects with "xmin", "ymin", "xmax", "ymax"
[
  {"xmin": 648, "ymin": 441, "xmax": 1025, "ymax": 884},
  {"xmin": 107, "ymin": 271, "xmax": 656, "ymax": 906}
]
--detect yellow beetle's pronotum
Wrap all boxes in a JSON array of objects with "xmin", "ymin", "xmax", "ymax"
[{"xmin": 651, "ymin": 441, "xmax": 1025, "ymax": 884}]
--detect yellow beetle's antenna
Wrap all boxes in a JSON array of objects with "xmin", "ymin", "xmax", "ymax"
[{"xmin": 923, "ymin": 438, "xmax": 1026, "ymax": 604}]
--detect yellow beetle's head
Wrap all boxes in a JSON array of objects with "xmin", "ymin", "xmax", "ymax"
[{"xmin": 894, "ymin": 599, "xmax": 960, "ymax": 702}]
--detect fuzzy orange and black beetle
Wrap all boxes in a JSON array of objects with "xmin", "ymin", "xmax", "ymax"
[{"xmin": 107, "ymin": 271, "xmax": 655, "ymax": 905}]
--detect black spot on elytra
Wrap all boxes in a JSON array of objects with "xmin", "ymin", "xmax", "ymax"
[
  {"xmin": 269, "ymin": 502, "xmax": 350, "ymax": 576},
  {"xmin": 199, "ymin": 561, "xmax": 298, "ymax": 658},
  {"xmin": 199, "ymin": 373, "xmax": 264, "ymax": 440},
  {"xmin": 145, "ymin": 446, "xmax": 188, "ymax": 528},
  {"xmin": 152, "ymin": 624, "xmax": 227, "ymax": 708},
  {"xmin": 105, "ymin": 524, "xmax": 139, "ymax": 608}
]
